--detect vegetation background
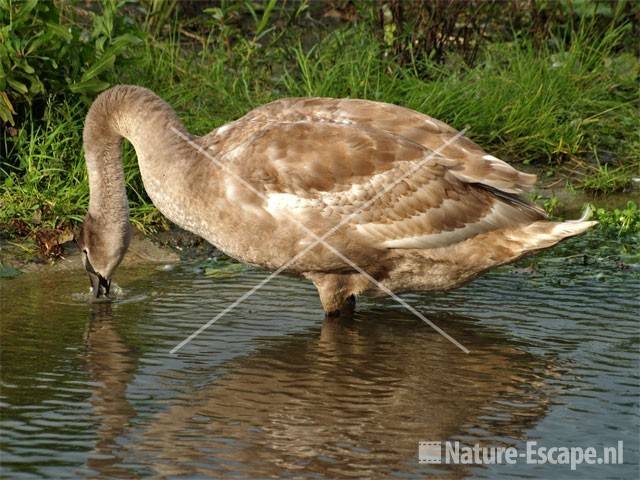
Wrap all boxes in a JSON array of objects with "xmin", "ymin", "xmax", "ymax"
[{"xmin": 1, "ymin": 0, "xmax": 638, "ymax": 259}]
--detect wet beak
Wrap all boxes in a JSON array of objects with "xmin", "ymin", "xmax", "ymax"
[{"xmin": 88, "ymin": 271, "xmax": 111, "ymax": 298}]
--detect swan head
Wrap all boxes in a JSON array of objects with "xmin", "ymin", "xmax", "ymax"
[{"xmin": 75, "ymin": 214, "xmax": 131, "ymax": 299}]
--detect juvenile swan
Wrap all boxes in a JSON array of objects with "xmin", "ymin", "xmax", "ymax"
[{"xmin": 77, "ymin": 85, "xmax": 596, "ymax": 313}]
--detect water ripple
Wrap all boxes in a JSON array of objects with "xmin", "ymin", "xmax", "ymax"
[{"xmin": 1, "ymin": 242, "xmax": 638, "ymax": 479}]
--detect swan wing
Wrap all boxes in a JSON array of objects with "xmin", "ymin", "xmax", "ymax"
[
  {"xmin": 237, "ymin": 97, "xmax": 537, "ymax": 195},
  {"xmin": 223, "ymin": 120, "xmax": 544, "ymax": 250}
]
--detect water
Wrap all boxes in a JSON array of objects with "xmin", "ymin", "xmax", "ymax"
[{"xmin": 1, "ymin": 235, "xmax": 638, "ymax": 479}]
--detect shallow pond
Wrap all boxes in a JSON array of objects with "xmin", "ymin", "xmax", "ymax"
[{"xmin": 1, "ymin": 234, "xmax": 638, "ymax": 479}]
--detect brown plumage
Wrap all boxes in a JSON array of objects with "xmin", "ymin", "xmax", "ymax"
[{"xmin": 78, "ymin": 86, "xmax": 596, "ymax": 313}]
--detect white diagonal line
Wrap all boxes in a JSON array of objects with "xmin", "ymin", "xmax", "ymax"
[
  {"xmin": 170, "ymin": 268, "xmax": 283, "ymax": 354},
  {"xmin": 169, "ymin": 124, "xmax": 470, "ymax": 353}
]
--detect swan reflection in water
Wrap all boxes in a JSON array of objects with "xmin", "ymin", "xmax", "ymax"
[
  {"xmin": 84, "ymin": 306, "xmax": 559, "ymax": 478},
  {"xmin": 83, "ymin": 303, "xmax": 139, "ymax": 478}
]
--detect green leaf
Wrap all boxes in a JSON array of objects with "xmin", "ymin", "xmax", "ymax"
[
  {"xmin": 28, "ymin": 76, "xmax": 44, "ymax": 94},
  {"xmin": 79, "ymin": 53, "xmax": 116, "ymax": 82},
  {"xmin": 203, "ymin": 7, "xmax": 224, "ymax": 21},
  {"xmin": 255, "ymin": 0, "xmax": 277, "ymax": 37},
  {"xmin": 108, "ymin": 33, "xmax": 142, "ymax": 52},
  {"xmin": 7, "ymin": 78, "xmax": 28, "ymax": 94},
  {"xmin": 20, "ymin": 61, "xmax": 34, "ymax": 74},
  {"xmin": 14, "ymin": 0, "xmax": 38, "ymax": 23},
  {"xmin": 0, "ymin": 99, "xmax": 14, "ymax": 124},
  {"xmin": 79, "ymin": 34, "xmax": 140, "ymax": 82},
  {"xmin": 0, "ymin": 91, "xmax": 14, "ymax": 113},
  {"xmin": 69, "ymin": 78, "xmax": 110, "ymax": 94},
  {"xmin": 44, "ymin": 22, "xmax": 73, "ymax": 41}
]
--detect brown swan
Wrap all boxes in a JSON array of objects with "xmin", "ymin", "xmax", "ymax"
[{"xmin": 76, "ymin": 85, "xmax": 596, "ymax": 315}]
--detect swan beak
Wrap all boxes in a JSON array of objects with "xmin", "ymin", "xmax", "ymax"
[{"xmin": 89, "ymin": 272, "xmax": 111, "ymax": 298}]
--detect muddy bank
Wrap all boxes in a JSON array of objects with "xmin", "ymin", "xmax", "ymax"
[{"xmin": 0, "ymin": 228, "xmax": 218, "ymax": 278}]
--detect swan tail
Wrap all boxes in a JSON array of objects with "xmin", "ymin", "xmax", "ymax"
[
  {"xmin": 505, "ymin": 208, "xmax": 597, "ymax": 255},
  {"xmin": 422, "ymin": 208, "xmax": 597, "ymax": 288}
]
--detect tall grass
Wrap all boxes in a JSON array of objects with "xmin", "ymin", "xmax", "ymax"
[
  {"xmin": 1, "ymin": 20, "xmax": 638, "ymax": 247},
  {"xmin": 400, "ymin": 24, "xmax": 639, "ymax": 165},
  {"xmin": 1, "ymin": 101, "xmax": 88, "ymax": 231}
]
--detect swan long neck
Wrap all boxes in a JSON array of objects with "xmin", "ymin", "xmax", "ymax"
[{"xmin": 83, "ymin": 85, "xmax": 192, "ymax": 230}]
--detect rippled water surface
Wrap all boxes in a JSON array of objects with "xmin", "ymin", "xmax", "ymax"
[{"xmin": 1, "ymin": 236, "xmax": 639, "ymax": 479}]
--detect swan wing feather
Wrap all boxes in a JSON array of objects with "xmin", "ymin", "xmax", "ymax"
[
  {"xmin": 220, "ymin": 118, "xmax": 543, "ymax": 250},
  {"xmin": 236, "ymin": 97, "xmax": 538, "ymax": 195}
]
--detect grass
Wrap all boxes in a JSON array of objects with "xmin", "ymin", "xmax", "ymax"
[
  {"xmin": 1, "ymin": 101, "xmax": 88, "ymax": 232},
  {"xmin": 581, "ymin": 163, "xmax": 638, "ymax": 193},
  {"xmin": 1, "ymin": 18, "xmax": 639, "ymax": 255},
  {"xmin": 0, "ymin": 99, "xmax": 165, "ymax": 239}
]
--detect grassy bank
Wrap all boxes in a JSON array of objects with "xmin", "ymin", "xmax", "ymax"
[{"xmin": 1, "ymin": 1, "xmax": 639, "ymax": 258}]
